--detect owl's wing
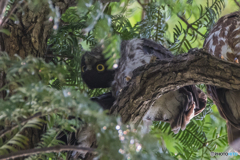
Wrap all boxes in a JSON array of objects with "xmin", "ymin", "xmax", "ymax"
[
  {"xmin": 141, "ymin": 38, "xmax": 174, "ymax": 59},
  {"xmin": 170, "ymin": 85, "xmax": 207, "ymax": 133},
  {"xmin": 184, "ymin": 86, "xmax": 207, "ymax": 116},
  {"xmin": 207, "ymin": 86, "xmax": 240, "ymax": 153}
]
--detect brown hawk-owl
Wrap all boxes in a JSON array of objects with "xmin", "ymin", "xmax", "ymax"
[{"xmin": 204, "ymin": 11, "xmax": 240, "ymax": 153}]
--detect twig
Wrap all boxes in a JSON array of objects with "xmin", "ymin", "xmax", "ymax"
[
  {"xmin": 0, "ymin": 112, "xmax": 42, "ymax": 138},
  {"xmin": 194, "ymin": 0, "xmax": 220, "ymax": 24},
  {"xmin": 137, "ymin": 0, "xmax": 148, "ymax": 7},
  {"xmin": 0, "ymin": 0, "xmax": 9, "ymax": 25},
  {"xmin": 0, "ymin": 145, "xmax": 96, "ymax": 160},
  {"xmin": 234, "ymin": 0, "xmax": 240, "ymax": 9},
  {"xmin": 137, "ymin": 0, "xmax": 148, "ymax": 20},
  {"xmin": 0, "ymin": 0, "xmax": 20, "ymax": 28},
  {"xmin": 81, "ymin": 2, "xmax": 109, "ymax": 34},
  {"xmin": 177, "ymin": 15, "xmax": 205, "ymax": 37},
  {"xmin": 155, "ymin": 9, "xmax": 161, "ymax": 42},
  {"xmin": 176, "ymin": 26, "xmax": 188, "ymax": 53}
]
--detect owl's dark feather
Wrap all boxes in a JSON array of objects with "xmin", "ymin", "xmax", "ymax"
[
  {"xmin": 90, "ymin": 92, "xmax": 115, "ymax": 110},
  {"xmin": 81, "ymin": 48, "xmax": 115, "ymax": 89},
  {"xmin": 81, "ymin": 69, "xmax": 115, "ymax": 89}
]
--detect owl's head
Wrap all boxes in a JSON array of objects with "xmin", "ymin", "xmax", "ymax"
[{"xmin": 81, "ymin": 47, "xmax": 115, "ymax": 89}]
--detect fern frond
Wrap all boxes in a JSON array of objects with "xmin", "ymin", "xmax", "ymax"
[
  {"xmin": 38, "ymin": 129, "xmax": 64, "ymax": 148},
  {"xmin": 0, "ymin": 133, "xmax": 28, "ymax": 155}
]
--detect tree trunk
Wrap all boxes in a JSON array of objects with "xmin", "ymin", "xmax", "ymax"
[{"xmin": 0, "ymin": 0, "xmax": 77, "ymax": 153}]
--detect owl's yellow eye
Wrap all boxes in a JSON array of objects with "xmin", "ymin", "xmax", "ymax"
[
  {"xmin": 96, "ymin": 64, "xmax": 105, "ymax": 72},
  {"xmin": 82, "ymin": 65, "xmax": 86, "ymax": 72}
]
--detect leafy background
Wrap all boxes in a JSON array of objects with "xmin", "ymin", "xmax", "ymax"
[{"xmin": 0, "ymin": 0, "xmax": 240, "ymax": 159}]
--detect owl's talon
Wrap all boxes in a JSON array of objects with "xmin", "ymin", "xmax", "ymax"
[
  {"xmin": 125, "ymin": 76, "xmax": 131, "ymax": 82},
  {"xmin": 219, "ymin": 54, "xmax": 224, "ymax": 60},
  {"xmin": 234, "ymin": 57, "xmax": 239, "ymax": 63}
]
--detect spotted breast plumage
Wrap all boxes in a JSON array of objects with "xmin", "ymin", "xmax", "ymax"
[
  {"xmin": 204, "ymin": 11, "xmax": 240, "ymax": 62},
  {"xmin": 204, "ymin": 11, "xmax": 240, "ymax": 153}
]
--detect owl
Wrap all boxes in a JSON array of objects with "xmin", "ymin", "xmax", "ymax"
[
  {"xmin": 113, "ymin": 39, "xmax": 206, "ymax": 134},
  {"xmin": 204, "ymin": 11, "xmax": 240, "ymax": 152},
  {"xmin": 81, "ymin": 46, "xmax": 115, "ymax": 89},
  {"xmin": 81, "ymin": 38, "xmax": 207, "ymax": 134},
  {"xmin": 111, "ymin": 38, "xmax": 172, "ymax": 97}
]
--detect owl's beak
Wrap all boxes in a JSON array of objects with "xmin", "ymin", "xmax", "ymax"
[{"xmin": 85, "ymin": 66, "xmax": 92, "ymax": 71}]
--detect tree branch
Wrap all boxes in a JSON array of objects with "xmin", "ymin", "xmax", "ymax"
[
  {"xmin": 0, "ymin": 0, "xmax": 20, "ymax": 28},
  {"xmin": 234, "ymin": 0, "xmax": 240, "ymax": 8},
  {"xmin": 0, "ymin": 145, "xmax": 96, "ymax": 160},
  {"xmin": 0, "ymin": 0, "xmax": 9, "ymax": 25},
  {"xmin": 177, "ymin": 15, "xmax": 205, "ymax": 37},
  {"xmin": 110, "ymin": 48, "xmax": 240, "ymax": 125}
]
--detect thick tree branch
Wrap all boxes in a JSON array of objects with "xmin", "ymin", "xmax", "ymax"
[
  {"xmin": 0, "ymin": 145, "xmax": 96, "ymax": 160},
  {"xmin": 110, "ymin": 48, "xmax": 240, "ymax": 125}
]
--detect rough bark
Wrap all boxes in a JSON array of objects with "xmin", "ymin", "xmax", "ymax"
[
  {"xmin": 0, "ymin": 0, "xmax": 76, "ymax": 58},
  {"xmin": 110, "ymin": 48, "xmax": 240, "ymax": 125}
]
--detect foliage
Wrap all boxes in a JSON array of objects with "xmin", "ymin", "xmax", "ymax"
[
  {"xmin": 0, "ymin": 0, "xmax": 238, "ymax": 159},
  {"xmin": 0, "ymin": 54, "xmax": 171, "ymax": 160}
]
